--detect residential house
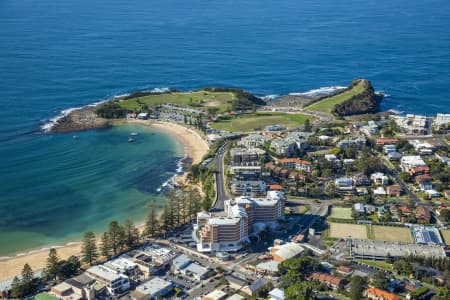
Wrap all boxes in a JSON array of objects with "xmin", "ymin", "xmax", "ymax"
[
  {"xmin": 336, "ymin": 266, "xmax": 353, "ymax": 277},
  {"xmin": 409, "ymin": 166, "xmax": 430, "ymax": 177},
  {"xmin": 353, "ymin": 173, "xmax": 370, "ymax": 186},
  {"xmin": 386, "ymin": 185, "xmax": 402, "ymax": 197},
  {"xmin": 334, "ymin": 177, "xmax": 354, "ymax": 196},
  {"xmin": 383, "ymin": 145, "xmax": 397, "ymax": 154},
  {"xmin": 374, "ymin": 187, "xmax": 387, "ymax": 197},
  {"xmin": 364, "ymin": 287, "xmax": 400, "ymax": 300},
  {"xmin": 376, "ymin": 138, "xmax": 398, "ymax": 146},
  {"xmin": 371, "ymin": 172, "xmax": 389, "ymax": 186},
  {"xmin": 401, "ymin": 156, "xmax": 426, "ymax": 172},
  {"xmin": 309, "ymin": 273, "xmax": 345, "ymax": 290},
  {"xmin": 415, "ymin": 175, "xmax": 432, "ymax": 191},
  {"xmin": 387, "ymin": 151, "xmax": 402, "ymax": 161}
]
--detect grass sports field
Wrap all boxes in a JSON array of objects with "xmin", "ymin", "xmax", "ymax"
[
  {"xmin": 440, "ymin": 230, "xmax": 450, "ymax": 245},
  {"xmin": 210, "ymin": 112, "xmax": 313, "ymax": 132},
  {"xmin": 329, "ymin": 222, "xmax": 367, "ymax": 239},
  {"xmin": 118, "ymin": 90, "xmax": 236, "ymax": 113},
  {"xmin": 329, "ymin": 207, "xmax": 352, "ymax": 219},
  {"xmin": 372, "ymin": 226, "xmax": 412, "ymax": 243},
  {"xmin": 306, "ymin": 80, "xmax": 366, "ymax": 114}
]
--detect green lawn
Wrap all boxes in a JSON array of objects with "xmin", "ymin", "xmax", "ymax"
[
  {"xmin": 35, "ymin": 293, "xmax": 59, "ymax": 300},
  {"xmin": 356, "ymin": 259, "xmax": 394, "ymax": 271},
  {"xmin": 118, "ymin": 90, "xmax": 236, "ymax": 112},
  {"xmin": 209, "ymin": 112, "xmax": 313, "ymax": 132},
  {"xmin": 306, "ymin": 80, "xmax": 367, "ymax": 114},
  {"xmin": 329, "ymin": 207, "xmax": 353, "ymax": 219}
]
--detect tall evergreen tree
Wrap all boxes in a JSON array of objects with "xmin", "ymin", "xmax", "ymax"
[
  {"xmin": 81, "ymin": 231, "xmax": 98, "ymax": 265},
  {"xmin": 45, "ymin": 248, "xmax": 60, "ymax": 281},
  {"xmin": 108, "ymin": 220, "xmax": 124, "ymax": 255},
  {"xmin": 100, "ymin": 231, "xmax": 111, "ymax": 258},
  {"xmin": 124, "ymin": 219, "xmax": 140, "ymax": 248},
  {"xmin": 144, "ymin": 203, "xmax": 158, "ymax": 237}
]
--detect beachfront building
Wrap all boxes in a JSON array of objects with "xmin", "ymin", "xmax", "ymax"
[
  {"xmin": 86, "ymin": 265, "xmax": 130, "ymax": 296},
  {"xmin": 194, "ymin": 191, "xmax": 285, "ymax": 252}
]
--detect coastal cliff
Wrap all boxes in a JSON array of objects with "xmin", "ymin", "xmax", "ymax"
[{"xmin": 332, "ymin": 79, "xmax": 383, "ymax": 116}]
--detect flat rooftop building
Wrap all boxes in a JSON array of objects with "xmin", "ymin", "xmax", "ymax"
[
  {"xmin": 131, "ymin": 277, "xmax": 173, "ymax": 300},
  {"xmin": 350, "ymin": 239, "xmax": 446, "ymax": 259}
]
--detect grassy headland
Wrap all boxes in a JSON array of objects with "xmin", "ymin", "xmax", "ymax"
[
  {"xmin": 209, "ymin": 112, "xmax": 314, "ymax": 132},
  {"xmin": 306, "ymin": 79, "xmax": 382, "ymax": 116}
]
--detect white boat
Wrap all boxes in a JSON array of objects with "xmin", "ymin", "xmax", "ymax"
[
  {"xmin": 128, "ymin": 138, "xmax": 134, "ymax": 143},
  {"xmin": 130, "ymin": 132, "xmax": 139, "ymax": 136}
]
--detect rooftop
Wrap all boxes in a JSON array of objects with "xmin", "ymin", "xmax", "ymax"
[{"xmin": 135, "ymin": 277, "xmax": 173, "ymax": 295}]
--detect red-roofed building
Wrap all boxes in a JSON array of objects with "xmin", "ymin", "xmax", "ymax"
[
  {"xmin": 386, "ymin": 185, "xmax": 402, "ymax": 197},
  {"xmin": 364, "ymin": 287, "xmax": 400, "ymax": 300},
  {"xmin": 409, "ymin": 166, "xmax": 430, "ymax": 177},
  {"xmin": 269, "ymin": 184, "xmax": 284, "ymax": 191},
  {"xmin": 309, "ymin": 273, "xmax": 345, "ymax": 290},
  {"xmin": 376, "ymin": 138, "xmax": 399, "ymax": 145},
  {"xmin": 399, "ymin": 206, "xmax": 412, "ymax": 215},
  {"xmin": 336, "ymin": 266, "xmax": 353, "ymax": 276}
]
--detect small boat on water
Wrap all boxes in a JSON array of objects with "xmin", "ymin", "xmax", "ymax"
[
  {"xmin": 130, "ymin": 132, "xmax": 139, "ymax": 136},
  {"xmin": 73, "ymin": 135, "xmax": 79, "ymax": 139},
  {"xmin": 128, "ymin": 138, "xmax": 134, "ymax": 143}
]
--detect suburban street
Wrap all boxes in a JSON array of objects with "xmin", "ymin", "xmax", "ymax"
[{"xmin": 212, "ymin": 142, "xmax": 228, "ymax": 210}]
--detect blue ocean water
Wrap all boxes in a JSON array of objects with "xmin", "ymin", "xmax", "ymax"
[{"xmin": 1, "ymin": 0, "xmax": 450, "ymax": 254}]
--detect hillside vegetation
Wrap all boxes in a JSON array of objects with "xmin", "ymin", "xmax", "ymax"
[
  {"xmin": 210, "ymin": 112, "xmax": 313, "ymax": 132},
  {"xmin": 306, "ymin": 79, "xmax": 382, "ymax": 116},
  {"xmin": 94, "ymin": 88, "xmax": 265, "ymax": 117}
]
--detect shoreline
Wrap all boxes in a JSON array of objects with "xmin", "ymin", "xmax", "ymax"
[{"xmin": 0, "ymin": 120, "xmax": 209, "ymax": 282}]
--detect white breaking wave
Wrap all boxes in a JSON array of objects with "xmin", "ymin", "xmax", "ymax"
[
  {"xmin": 261, "ymin": 94, "xmax": 280, "ymax": 101},
  {"xmin": 289, "ymin": 86, "xmax": 347, "ymax": 97}
]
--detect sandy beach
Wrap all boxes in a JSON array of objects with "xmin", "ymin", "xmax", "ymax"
[{"xmin": 0, "ymin": 121, "xmax": 209, "ymax": 282}]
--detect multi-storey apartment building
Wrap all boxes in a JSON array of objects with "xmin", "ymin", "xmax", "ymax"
[
  {"xmin": 230, "ymin": 147, "xmax": 266, "ymax": 166},
  {"xmin": 194, "ymin": 191, "xmax": 285, "ymax": 252}
]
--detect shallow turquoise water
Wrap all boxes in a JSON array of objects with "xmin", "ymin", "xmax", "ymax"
[
  {"xmin": 0, "ymin": 124, "xmax": 182, "ymax": 255},
  {"xmin": 1, "ymin": 0, "xmax": 450, "ymax": 255}
]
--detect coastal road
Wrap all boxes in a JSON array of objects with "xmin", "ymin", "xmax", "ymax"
[{"xmin": 212, "ymin": 142, "xmax": 229, "ymax": 211}]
